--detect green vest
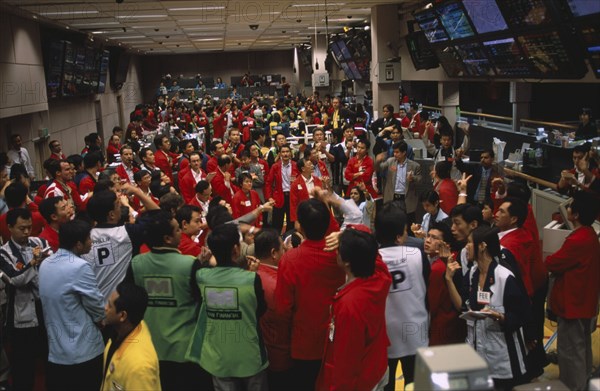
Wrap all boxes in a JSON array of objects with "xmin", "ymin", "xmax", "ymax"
[
  {"xmin": 186, "ymin": 266, "xmax": 268, "ymax": 377},
  {"xmin": 131, "ymin": 249, "xmax": 198, "ymax": 363}
]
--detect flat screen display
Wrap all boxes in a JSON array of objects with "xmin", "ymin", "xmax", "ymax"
[
  {"xmin": 414, "ymin": 9, "xmax": 449, "ymax": 43},
  {"xmin": 406, "ymin": 31, "xmax": 439, "ymax": 70},
  {"xmin": 347, "ymin": 61, "xmax": 363, "ymax": 80},
  {"xmin": 433, "ymin": 45, "xmax": 465, "ymax": 77},
  {"xmin": 498, "ymin": 0, "xmax": 553, "ymax": 28},
  {"xmin": 587, "ymin": 45, "xmax": 600, "ymax": 78},
  {"xmin": 337, "ymin": 40, "xmax": 353, "ymax": 61},
  {"xmin": 462, "ymin": 0, "xmax": 508, "ymax": 34},
  {"xmin": 483, "ymin": 37, "xmax": 533, "ymax": 76},
  {"xmin": 340, "ymin": 62, "xmax": 353, "ymax": 80},
  {"xmin": 455, "ymin": 42, "xmax": 495, "ymax": 76},
  {"xmin": 579, "ymin": 23, "xmax": 600, "ymax": 78},
  {"xmin": 330, "ymin": 41, "xmax": 344, "ymax": 65},
  {"xmin": 517, "ymin": 31, "xmax": 583, "ymax": 77},
  {"xmin": 437, "ymin": 2, "xmax": 475, "ymax": 40},
  {"xmin": 567, "ymin": 0, "xmax": 600, "ymax": 18}
]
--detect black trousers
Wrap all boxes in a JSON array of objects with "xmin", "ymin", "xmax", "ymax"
[
  {"xmin": 7, "ymin": 326, "xmax": 46, "ymax": 391},
  {"xmin": 46, "ymin": 354, "xmax": 103, "ymax": 391},
  {"xmin": 272, "ymin": 192, "xmax": 293, "ymax": 234},
  {"xmin": 385, "ymin": 355, "xmax": 415, "ymax": 391},
  {"xmin": 290, "ymin": 359, "xmax": 321, "ymax": 391},
  {"xmin": 159, "ymin": 361, "xmax": 213, "ymax": 391}
]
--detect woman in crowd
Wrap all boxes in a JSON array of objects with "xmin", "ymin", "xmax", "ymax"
[
  {"xmin": 445, "ymin": 225, "xmax": 530, "ymax": 390},
  {"xmin": 106, "ymin": 134, "xmax": 121, "ymax": 164}
]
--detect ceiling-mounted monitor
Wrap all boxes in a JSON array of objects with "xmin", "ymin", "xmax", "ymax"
[
  {"xmin": 406, "ymin": 31, "xmax": 440, "ymax": 70},
  {"xmin": 433, "ymin": 45, "xmax": 466, "ymax": 77},
  {"xmin": 517, "ymin": 31, "xmax": 587, "ymax": 78},
  {"xmin": 437, "ymin": 1, "xmax": 475, "ymax": 40},
  {"xmin": 462, "ymin": 0, "xmax": 508, "ymax": 34},
  {"xmin": 455, "ymin": 42, "xmax": 495, "ymax": 76},
  {"xmin": 566, "ymin": 0, "xmax": 600, "ymax": 18},
  {"xmin": 414, "ymin": 8, "xmax": 449, "ymax": 43},
  {"xmin": 483, "ymin": 37, "xmax": 533, "ymax": 76},
  {"xmin": 497, "ymin": 0, "xmax": 554, "ymax": 29}
]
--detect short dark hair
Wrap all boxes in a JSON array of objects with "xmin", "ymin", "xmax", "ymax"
[
  {"xmin": 144, "ymin": 210, "xmax": 177, "ymax": 248},
  {"xmin": 383, "ymin": 104, "xmax": 394, "ymax": 113},
  {"xmin": 134, "ymin": 169, "xmax": 151, "ymax": 183},
  {"xmin": 119, "ymin": 145, "xmax": 133, "ymax": 155},
  {"xmin": 4, "ymin": 182, "xmax": 28, "ymax": 208},
  {"xmin": 113, "ymin": 126, "xmax": 123, "ymax": 135},
  {"xmin": 47, "ymin": 159, "xmax": 65, "ymax": 179},
  {"xmin": 451, "ymin": 203, "xmax": 483, "ymax": 225},
  {"xmin": 114, "ymin": 282, "xmax": 148, "ymax": 326},
  {"xmin": 570, "ymin": 190, "xmax": 600, "ymax": 226},
  {"xmin": 419, "ymin": 189, "xmax": 440, "ymax": 205},
  {"xmin": 139, "ymin": 147, "xmax": 152, "ymax": 161},
  {"xmin": 59, "ymin": 219, "xmax": 92, "ymax": 250},
  {"xmin": 153, "ymin": 135, "xmax": 168, "ymax": 149},
  {"xmin": 254, "ymin": 229, "xmax": 281, "ymax": 260},
  {"xmin": 296, "ymin": 157, "xmax": 310, "ymax": 172},
  {"xmin": 471, "ymin": 226, "xmax": 501, "ymax": 260},
  {"xmin": 87, "ymin": 191, "xmax": 118, "ymax": 224},
  {"xmin": 339, "ymin": 228, "xmax": 377, "ymax": 278},
  {"xmin": 481, "ymin": 148, "xmax": 495, "ymax": 159},
  {"xmin": 207, "ymin": 223, "xmax": 240, "ymax": 265},
  {"xmin": 6, "ymin": 208, "xmax": 31, "ymax": 227},
  {"xmin": 94, "ymin": 179, "xmax": 115, "ymax": 193},
  {"xmin": 504, "ymin": 197, "xmax": 528, "ymax": 228},
  {"xmin": 506, "ymin": 181, "xmax": 531, "ymax": 203},
  {"xmin": 209, "ymin": 140, "xmax": 222, "ymax": 154},
  {"xmin": 39, "ymin": 196, "xmax": 64, "ymax": 224},
  {"xmin": 217, "ymin": 154, "xmax": 232, "ymax": 167},
  {"xmin": 375, "ymin": 203, "xmax": 406, "ymax": 246},
  {"xmin": 176, "ymin": 205, "xmax": 200, "ymax": 228},
  {"xmin": 49, "ymin": 140, "xmax": 60, "ymax": 149},
  {"xmin": 297, "ymin": 199, "xmax": 330, "ymax": 240},
  {"xmin": 67, "ymin": 154, "xmax": 83, "ymax": 169},
  {"xmin": 237, "ymin": 172, "xmax": 253, "ymax": 187},
  {"xmin": 195, "ymin": 180, "xmax": 210, "ymax": 194},
  {"xmin": 83, "ymin": 151, "xmax": 104, "ymax": 169},
  {"xmin": 159, "ymin": 193, "xmax": 184, "ymax": 215},
  {"xmin": 392, "ymin": 141, "xmax": 408, "ymax": 153},
  {"xmin": 428, "ymin": 221, "xmax": 455, "ymax": 249},
  {"xmin": 435, "ymin": 161, "xmax": 452, "ymax": 180},
  {"xmin": 357, "ymin": 138, "xmax": 370, "ymax": 150}
]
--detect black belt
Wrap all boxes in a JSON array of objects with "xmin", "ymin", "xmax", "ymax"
[
  {"xmin": 283, "ymin": 191, "xmax": 290, "ymax": 195},
  {"xmin": 393, "ymin": 193, "xmax": 405, "ymax": 200}
]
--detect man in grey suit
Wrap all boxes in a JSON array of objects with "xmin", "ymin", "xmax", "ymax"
[{"xmin": 375, "ymin": 140, "xmax": 421, "ymax": 226}]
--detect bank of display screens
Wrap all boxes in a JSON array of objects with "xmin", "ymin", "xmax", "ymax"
[
  {"xmin": 462, "ymin": 0, "xmax": 508, "ymax": 34},
  {"xmin": 411, "ymin": 0, "xmax": 591, "ymax": 79}
]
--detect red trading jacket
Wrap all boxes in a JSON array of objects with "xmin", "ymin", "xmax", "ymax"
[
  {"xmin": 154, "ymin": 149, "xmax": 178, "ymax": 182},
  {"xmin": 178, "ymin": 232, "xmax": 202, "ymax": 257},
  {"xmin": 500, "ymin": 228, "xmax": 535, "ymax": 297},
  {"xmin": 44, "ymin": 180, "xmax": 87, "ymax": 212},
  {"xmin": 275, "ymin": 239, "xmax": 346, "ymax": 360},
  {"xmin": 39, "ymin": 225, "xmax": 59, "ymax": 253},
  {"xmin": 231, "ymin": 189, "xmax": 262, "ymax": 227},
  {"xmin": 316, "ymin": 256, "xmax": 391, "ymax": 391},
  {"xmin": 115, "ymin": 163, "xmax": 139, "ymax": 184},
  {"xmin": 523, "ymin": 205, "xmax": 546, "ymax": 292},
  {"xmin": 212, "ymin": 111, "xmax": 227, "ymax": 140},
  {"xmin": 179, "ymin": 169, "xmax": 206, "ymax": 204},
  {"xmin": 289, "ymin": 175, "xmax": 322, "ymax": 222},
  {"xmin": 265, "ymin": 160, "xmax": 299, "ymax": 208},
  {"xmin": 257, "ymin": 264, "xmax": 292, "ymax": 372},
  {"xmin": 344, "ymin": 155, "xmax": 377, "ymax": 198},
  {"xmin": 315, "ymin": 159, "xmax": 330, "ymax": 178},
  {"xmin": 428, "ymin": 256, "xmax": 466, "ymax": 346},
  {"xmin": 211, "ymin": 169, "xmax": 239, "ymax": 205},
  {"xmin": 546, "ymin": 226, "xmax": 600, "ymax": 319},
  {"xmin": 78, "ymin": 172, "xmax": 97, "ymax": 195},
  {"xmin": 434, "ymin": 178, "xmax": 458, "ymax": 216}
]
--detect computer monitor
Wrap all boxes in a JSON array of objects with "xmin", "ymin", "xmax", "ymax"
[{"xmin": 414, "ymin": 344, "xmax": 493, "ymax": 390}]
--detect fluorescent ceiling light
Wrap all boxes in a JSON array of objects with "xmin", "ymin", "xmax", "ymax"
[
  {"xmin": 194, "ymin": 38, "xmax": 222, "ymax": 41},
  {"xmin": 115, "ymin": 15, "xmax": 166, "ymax": 19},
  {"xmin": 72, "ymin": 21, "xmax": 119, "ymax": 26},
  {"xmin": 183, "ymin": 26, "xmax": 225, "ymax": 31},
  {"xmin": 168, "ymin": 6, "xmax": 225, "ymax": 11},
  {"xmin": 39, "ymin": 10, "xmax": 99, "ymax": 16},
  {"xmin": 292, "ymin": 3, "xmax": 345, "ymax": 7},
  {"xmin": 108, "ymin": 36, "xmax": 146, "ymax": 39}
]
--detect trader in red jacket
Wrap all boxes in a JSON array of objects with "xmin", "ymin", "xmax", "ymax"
[
  {"xmin": 316, "ymin": 226, "xmax": 391, "ymax": 391},
  {"xmin": 344, "ymin": 138, "xmax": 377, "ymax": 198},
  {"xmin": 545, "ymin": 191, "xmax": 600, "ymax": 391},
  {"xmin": 210, "ymin": 154, "xmax": 239, "ymax": 205},
  {"xmin": 275, "ymin": 199, "xmax": 346, "ymax": 390},
  {"xmin": 115, "ymin": 145, "xmax": 139, "ymax": 184},
  {"xmin": 290, "ymin": 157, "xmax": 322, "ymax": 224},
  {"xmin": 153, "ymin": 134, "xmax": 179, "ymax": 183},
  {"xmin": 265, "ymin": 144, "xmax": 298, "ymax": 233}
]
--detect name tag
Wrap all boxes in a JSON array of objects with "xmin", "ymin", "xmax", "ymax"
[
  {"xmin": 297, "ymin": 184, "xmax": 302, "ymax": 190},
  {"xmin": 477, "ymin": 290, "xmax": 491, "ymax": 305},
  {"xmin": 244, "ymin": 200, "xmax": 251, "ymax": 207}
]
